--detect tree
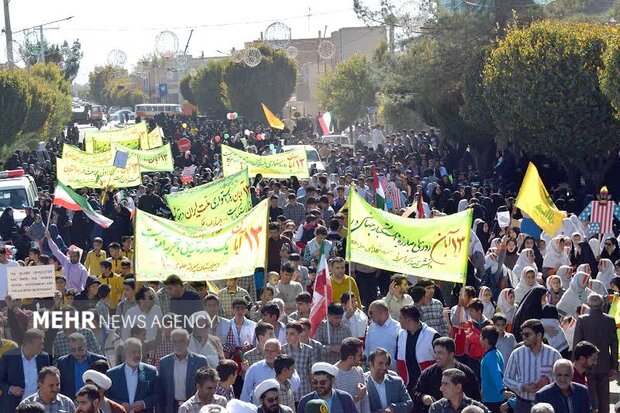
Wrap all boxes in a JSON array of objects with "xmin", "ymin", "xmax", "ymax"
[
  {"xmin": 223, "ymin": 44, "xmax": 296, "ymax": 121},
  {"xmin": 60, "ymin": 40, "xmax": 83, "ymax": 81},
  {"xmin": 179, "ymin": 74, "xmax": 196, "ymax": 104},
  {"xmin": 483, "ymin": 20, "xmax": 620, "ymax": 184},
  {"xmin": 18, "ymin": 38, "xmax": 82, "ymax": 82},
  {"xmin": 600, "ymin": 38, "xmax": 620, "ymax": 120},
  {"xmin": 189, "ymin": 60, "xmax": 229, "ymax": 117},
  {"xmin": 88, "ymin": 65, "xmax": 127, "ymax": 105},
  {"xmin": 28, "ymin": 63, "xmax": 72, "ymax": 141},
  {"xmin": 0, "ymin": 71, "xmax": 31, "ymax": 148},
  {"xmin": 22, "ymin": 77, "xmax": 55, "ymax": 134},
  {"xmin": 317, "ymin": 54, "xmax": 377, "ymax": 125}
]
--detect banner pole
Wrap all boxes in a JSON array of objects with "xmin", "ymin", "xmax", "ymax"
[
  {"xmin": 45, "ymin": 195, "xmax": 54, "ymax": 232},
  {"xmin": 325, "ymin": 282, "xmax": 330, "ymax": 344}
]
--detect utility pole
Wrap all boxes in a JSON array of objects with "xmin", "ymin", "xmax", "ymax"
[
  {"xmin": 3, "ymin": 0, "xmax": 14, "ymax": 68},
  {"xmin": 38, "ymin": 25, "xmax": 44, "ymax": 63}
]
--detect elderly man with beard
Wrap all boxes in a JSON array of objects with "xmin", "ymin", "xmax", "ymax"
[
  {"xmin": 106, "ymin": 338, "xmax": 160, "ymax": 413},
  {"xmin": 160, "ymin": 329, "xmax": 210, "ymax": 412},
  {"xmin": 254, "ymin": 378, "xmax": 294, "ymax": 413},
  {"xmin": 535, "ymin": 359, "xmax": 591, "ymax": 413}
]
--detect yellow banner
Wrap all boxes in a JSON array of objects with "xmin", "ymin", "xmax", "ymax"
[
  {"xmin": 62, "ymin": 144, "xmax": 114, "ymax": 165},
  {"xmin": 165, "ymin": 169, "xmax": 252, "ymax": 227},
  {"xmin": 515, "ymin": 162, "xmax": 566, "ymax": 235},
  {"xmin": 261, "ymin": 103, "xmax": 285, "ymax": 130},
  {"xmin": 221, "ymin": 145, "xmax": 309, "ymax": 178},
  {"xmin": 84, "ymin": 122, "xmax": 148, "ymax": 153},
  {"xmin": 142, "ymin": 126, "xmax": 164, "ymax": 149},
  {"xmin": 112, "ymin": 143, "xmax": 174, "ymax": 172},
  {"xmin": 135, "ymin": 200, "xmax": 268, "ymax": 281},
  {"xmin": 56, "ymin": 157, "xmax": 142, "ymax": 189},
  {"xmin": 347, "ymin": 190, "xmax": 472, "ymax": 284}
]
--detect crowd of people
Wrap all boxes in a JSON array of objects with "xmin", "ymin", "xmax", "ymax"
[{"xmin": 0, "ymin": 113, "xmax": 618, "ymax": 413}]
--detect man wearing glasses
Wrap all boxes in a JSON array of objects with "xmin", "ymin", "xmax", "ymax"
[
  {"xmin": 254, "ymin": 378, "xmax": 293, "ymax": 413},
  {"xmin": 56, "ymin": 333, "xmax": 105, "ymax": 398},
  {"xmin": 297, "ymin": 362, "xmax": 357, "ymax": 413},
  {"xmin": 120, "ymin": 286, "xmax": 163, "ymax": 342},
  {"xmin": 503, "ymin": 319, "xmax": 561, "ymax": 413}
]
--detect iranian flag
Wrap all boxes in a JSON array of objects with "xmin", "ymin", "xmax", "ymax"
[
  {"xmin": 309, "ymin": 255, "xmax": 332, "ymax": 338},
  {"xmin": 53, "ymin": 181, "xmax": 114, "ymax": 228},
  {"xmin": 372, "ymin": 165, "xmax": 386, "ymax": 210}
]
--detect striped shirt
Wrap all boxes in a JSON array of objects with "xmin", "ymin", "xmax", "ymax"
[
  {"xmin": 282, "ymin": 342, "xmax": 316, "ymax": 399},
  {"xmin": 334, "ymin": 365, "xmax": 370, "ymax": 413},
  {"xmin": 503, "ymin": 343, "xmax": 561, "ymax": 401}
]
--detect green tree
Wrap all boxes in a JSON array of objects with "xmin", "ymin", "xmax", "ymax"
[
  {"xmin": 0, "ymin": 71, "xmax": 32, "ymax": 148},
  {"xmin": 317, "ymin": 54, "xmax": 377, "ymax": 125},
  {"xmin": 599, "ymin": 34, "xmax": 620, "ymax": 120},
  {"xmin": 190, "ymin": 60, "xmax": 229, "ymax": 117},
  {"xmin": 460, "ymin": 45, "xmax": 496, "ymax": 143},
  {"xmin": 88, "ymin": 65, "xmax": 127, "ymax": 105},
  {"xmin": 22, "ymin": 77, "xmax": 55, "ymax": 134},
  {"xmin": 179, "ymin": 74, "xmax": 196, "ymax": 104},
  {"xmin": 223, "ymin": 44, "xmax": 296, "ymax": 121},
  {"xmin": 29, "ymin": 63, "xmax": 72, "ymax": 141},
  {"xmin": 483, "ymin": 20, "xmax": 620, "ymax": 183},
  {"xmin": 60, "ymin": 40, "xmax": 83, "ymax": 81}
]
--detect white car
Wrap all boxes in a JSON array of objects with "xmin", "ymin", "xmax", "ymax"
[
  {"xmin": 320, "ymin": 134, "xmax": 353, "ymax": 148},
  {"xmin": 0, "ymin": 169, "xmax": 39, "ymax": 226},
  {"xmin": 281, "ymin": 145, "xmax": 326, "ymax": 174}
]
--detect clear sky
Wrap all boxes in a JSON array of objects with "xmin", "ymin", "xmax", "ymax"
[{"xmin": 0, "ymin": 0, "xmax": 374, "ymax": 83}]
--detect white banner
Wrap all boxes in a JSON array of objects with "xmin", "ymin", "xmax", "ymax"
[{"xmin": 7, "ymin": 265, "xmax": 56, "ymax": 299}]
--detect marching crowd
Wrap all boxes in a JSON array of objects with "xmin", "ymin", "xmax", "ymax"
[{"xmin": 0, "ymin": 114, "xmax": 618, "ymax": 413}]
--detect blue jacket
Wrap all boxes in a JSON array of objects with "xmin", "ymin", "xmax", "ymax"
[
  {"xmin": 535, "ymin": 382, "xmax": 591, "ymax": 413},
  {"xmin": 480, "ymin": 347, "xmax": 504, "ymax": 403},
  {"xmin": 56, "ymin": 352, "xmax": 106, "ymax": 398},
  {"xmin": 0, "ymin": 348, "xmax": 50, "ymax": 412},
  {"xmin": 106, "ymin": 362, "xmax": 160, "ymax": 413},
  {"xmin": 298, "ymin": 389, "xmax": 357, "ymax": 413},
  {"xmin": 365, "ymin": 372, "xmax": 413, "ymax": 413},
  {"xmin": 159, "ymin": 352, "xmax": 209, "ymax": 412}
]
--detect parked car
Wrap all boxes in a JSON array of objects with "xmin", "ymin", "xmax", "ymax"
[{"xmin": 320, "ymin": 134, "xmax": 353, "ymax": 148}]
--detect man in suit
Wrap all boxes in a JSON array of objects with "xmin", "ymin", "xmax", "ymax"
[
  {"xmin": 159, "ymin": 328, "xmax": 209, "ymax": 412},
  {"xmin": 366, "ymin": 348, "xmax": 413, "ymax": 413},
  {"xmin": 535, "ymin": 359, "xmax": 591, "ymax": 413},
  {"xmin": 573, "ymin": 293, "xmax": 618, "ymax": 413},
  {"xmin": 106, "ymin": 337, "xmax": 160, "ymax": 413},
  {"xmin": 297, "ymin": 362, "xmax": 357, "ymax": 413},
  {"xmin": 56, "ymin": 332, "xmax": 105, "ymax": 398},
  {"xmin": 0, "ymin": 328, "xmax": 50, "ymax": 412}
]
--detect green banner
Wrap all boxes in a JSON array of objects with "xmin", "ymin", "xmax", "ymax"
[
  {"xmin": 135, "ymin": 200, "xmax": 269, "ymax": 281},
  {"xmin": 56, "ymin": 157, "xmax": 142, "ymax": 189},
  {"xmin": 347, "ymin": 190, "xmax": 472, "ymax": 284},
  {"xmin": 165, "ymin": 169, "xmax": 252, "ymax": 227},
  {"xmin": 84, "ymin": 123, "xmax": 147, "ymax": 153},
  {"xmin": 113, "ymin": 143, "xmax": 174, "ymax": 172},
  {"xmin": 221, "ymin": 145, "xmax": 309, "ymax": 178}
]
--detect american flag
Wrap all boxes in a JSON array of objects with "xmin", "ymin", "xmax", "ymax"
[
  {"xmin": 579, "ymin": 201, "xmax": 620, "ymax": 234},
  {"xmin": 588, "ymin": 222, "xmax": 600, "ymax": 237},
  {"xmin": 309, "ymin": 256, "xmax": 332, "ymax": 338}
]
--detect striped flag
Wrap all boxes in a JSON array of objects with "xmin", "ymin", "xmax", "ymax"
[
  {"xmin": 371, "ymin": 165, "xmax": 386, "ymax": 210},
  {"xmin": 53, "ymin": 181, "xmax": 113, "ymax": 228},
  {"xmin": 580, "ymin": 201, "xmax": 620, "ymax": 234},
  {"xmin": 309, "ymin": 256, "xmax": 332, "ymax": 338}
]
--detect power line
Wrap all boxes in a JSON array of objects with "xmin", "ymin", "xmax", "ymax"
[{"xmin": 42, "ymin": 8, "xmax": 354, "ymax": 33}]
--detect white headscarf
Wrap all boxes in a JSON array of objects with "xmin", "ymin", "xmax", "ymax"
[
  {"xmin": 589, "ymin": 238, "xmax": 601, "ymax": 256},
  {"xmin": 569, "ymin": 215, "xmax": 587, "ymax": 239},
  {"xmin": 496, "ymin": 288, "xmax": 516, "ymax": 324},
  {"xmin": 556, "ymin": 265, "xmax": 573, "ymax": 289},
  {"xmin": 511, "ymin": 248, "xmax": 537, "ymax": 288},
  {"xmin": 588, "ymin": 279, "xmax": 608, "ymax": 298},
  {"xmin": 515, "ymin": 266, "xmax": 537, "ymax": 305},
  {"xmin": 478, "ymin": 286, "xmax": 495, "ymax": 319},
  {"xmin": 457, "ymin": 199, "xmax": 469, "ymax": 212},
  {"xmin": 597, "ymin": 258, "xmax": 615, "ymax": 290},
  {"xmin": 542, "ymin": 235, "xmax": 570, "ymax": 270},
  {"xmin": 556, "ymin": 271, "xmax": 593, "ymax": 316}
]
